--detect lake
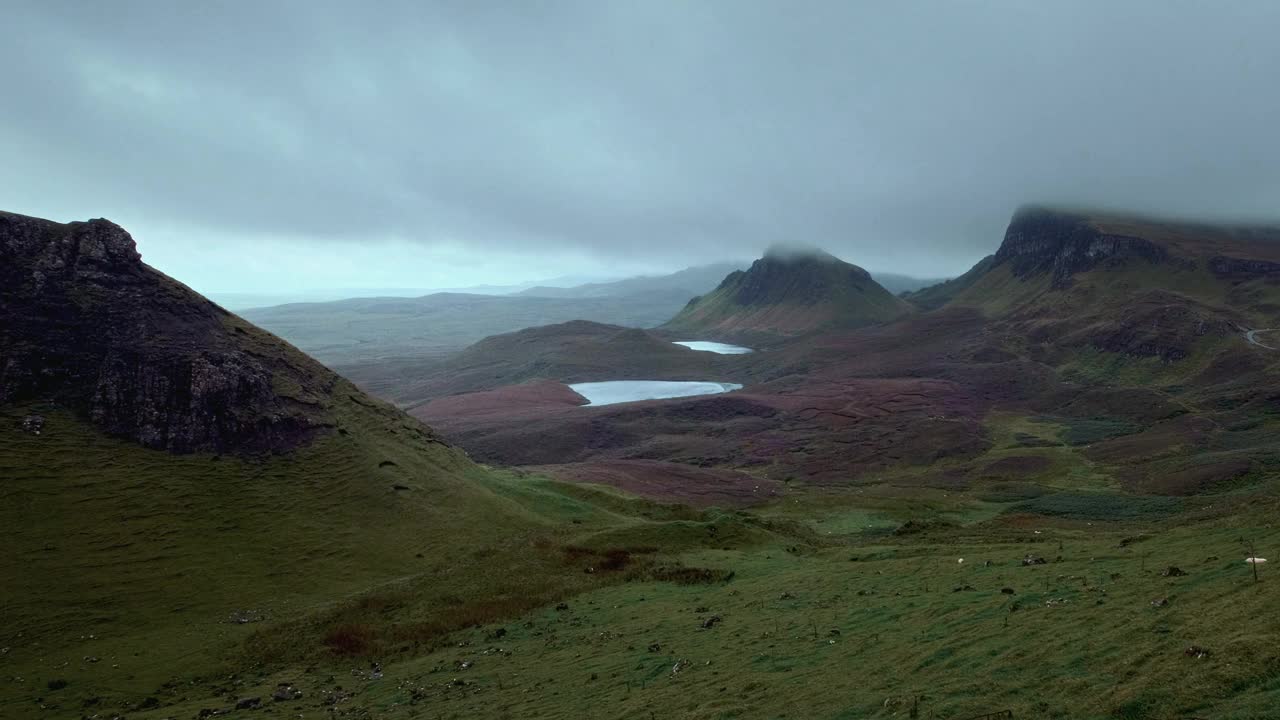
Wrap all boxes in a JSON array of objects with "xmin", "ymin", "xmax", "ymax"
[
  {"xmin": 673, "ymin": 341, "xmax": 754, "ymax": 354},
  {"xmin": 570, "ymin": 380, "xmax": 744, "ymax": 406}
]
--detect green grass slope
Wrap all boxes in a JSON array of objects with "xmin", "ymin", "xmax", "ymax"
[{"xmin": 0, "ymin": 213, "xmax": 655, "ymax": 716}]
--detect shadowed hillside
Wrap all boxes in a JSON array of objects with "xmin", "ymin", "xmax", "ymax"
[
  {"xmin": 0, "ymin": 213, "xmax": 731, "ymax": 717},
  {"xmin": 663, "ymin": 245, "xmax": 913, "ymax": 342}
]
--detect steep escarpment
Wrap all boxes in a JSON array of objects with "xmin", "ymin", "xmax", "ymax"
[
  {"xmin": 990, "ymin": 205, "xmax": 1280, "ymax": 288},
  {"xmin": 662, "ymin": 245, "xmax": 911, "ymax": 340},
  {"xmin": 993, "ymin": 206, "xmax": 1171, "ymax": 286},
  {"xmin": 1, "ymin": 211, "xmax": 353, "ymax": 453}
]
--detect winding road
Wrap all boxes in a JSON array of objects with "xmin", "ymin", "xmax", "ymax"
[{"xmin": 1244, "ymin": 328, "xmax": 1278, "ymax": 350}]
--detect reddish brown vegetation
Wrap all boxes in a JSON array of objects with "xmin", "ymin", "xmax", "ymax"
[
  {"xmin": 535, "ymin": 460, "xmax": 784, "ymax": 507},
  {"xmin": 323, "ymin": 623, "xmax": 377, "ymax": 656}
]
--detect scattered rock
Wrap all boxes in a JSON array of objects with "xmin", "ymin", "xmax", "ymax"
[
  {"xmin": 1184, "ymin": 645, "xmax": 1211, "ymax": 659},
  {"xmin": 1246, "ymin": 557, "xmax": 1267, "ymax": 565},
  {"xmin": 779, "ymin": 592, "xmax": 795, "ymax": 600},
  {"xmin": 1151, "ymin": 597, "xmax": 1169, "ymax": 608},
  {"xmin": 489, "ymin": 628, "xmax": 507, "ymax": 640},
  {"xmin": 828, "ymin": 629, "xmax": 841, "ymax": 637},
  {"xmin": 671, "ymin": 659, "xmax": 689, "ymax": 674},
  {"xmin": 1022, "ymin": 555, "xmax": 1047, "ymax": 566},
  {"xmin": 647, "ymin": 643, "xmax": 662, "ymax": 653},
  {"xmin": 952, "ymin": 585, "xmax": 976, "ymax": 592},
  {"xmin": 1162, "ymin": 566, "xmax": 1188, "ymax": 577},
  {"xmin": 227, "ymin": 609, "xmax": 265, "ymax": 624},
  {"xmin": 694, "ymin": 606, "xmax": 710, "ymax": 613},
  {"xmin": 392, "ymin": 484, "xmax": 410, "ymax": 491},
  {"xmin": 700, "ymin": 615, "xmax": 721, "ymax": 630},
  {"xmin": 234, "ymin": 697, "xmax": 261, "ymax": 710},
  {"xmin": 271, "ymin": 684, "xmax": 302, "ymax": 702},
  {"xmin": 19, "ymin": 415, "xmax": 44, "ymax": 435}
]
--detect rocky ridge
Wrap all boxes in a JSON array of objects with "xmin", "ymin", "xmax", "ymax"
[{"xmin": 0, "ymin": 211, "xmax": 339, "ymax": 453}]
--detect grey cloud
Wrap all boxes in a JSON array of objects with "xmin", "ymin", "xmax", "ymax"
[{"xmin": 4, "ymin": 0, "xmax": 1280, "ymax": 284}]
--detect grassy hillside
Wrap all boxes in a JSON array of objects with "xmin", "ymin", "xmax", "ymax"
[
  {"xmin": 12, "ymin": 435, "xmax": 1274, "ymax": 719},
  {"xmin": 905, "ymin": 255, "xmax": 996, "ymax": 310},
  {"xmin": 0, "ymin": 397, "xmax": 793, "ymax": 718},
  {"xmin": 355, "ymin": 321, "xmax": 745, "ymax": 406}
]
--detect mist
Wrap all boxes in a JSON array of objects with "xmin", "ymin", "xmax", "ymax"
[{"xmin": 4, "ymin": 1, "xmax": 1279, "ymax": 294}]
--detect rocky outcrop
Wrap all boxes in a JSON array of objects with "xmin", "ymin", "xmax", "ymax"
[
  {"xmin": 1207, "ymin": 255, "xmax": 1280, "ymax": 280},
  {"xmin": 994, "ymin": 206, "xmax": 1169, "ymax": 286},
  {"xmin": 0, "ymin": 211, "xmax": 336, "ymax": 453}
]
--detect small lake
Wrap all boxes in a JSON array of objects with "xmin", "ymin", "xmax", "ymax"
[
  {"xmin": 673, "ymin": 341, "xmax": 754, "ymax": 354},
  {"xmin": 570, "ymin": 380, "xmax": 744, "ymax": 406}
]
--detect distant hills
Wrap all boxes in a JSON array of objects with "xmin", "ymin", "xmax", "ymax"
[
  {"xmin": 516, "ymin": 263, "xmax": 745, "ymax": 299},
  {"xmin": 241, "ymin": 290, "xmax": 690, "ymax": 367},
  {"xmin": 663, "ymin": 245, "xmax": 914, "ymax": 341},
  {"xmin": 209, "ymin": 274, "xmax": 612, "ymax": 310},
  {"xmin": 239, "ymin": 261, "xmax": 948, "ymax": 366}
]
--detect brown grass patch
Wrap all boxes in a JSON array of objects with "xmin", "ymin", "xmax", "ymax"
[{"xmin": 323, "ymin": 623, "xmax": 377, "ymax": 656}]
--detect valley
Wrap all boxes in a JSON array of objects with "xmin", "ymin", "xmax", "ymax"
[
  {"xmin": 7, "ymin": 5, "xmax": 1280, "ymax": 719},
  {"xmin": 3, "ymin": 206, "xmax": 1280, "ymax": 720}
]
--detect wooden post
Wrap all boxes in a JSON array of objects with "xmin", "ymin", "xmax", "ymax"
[{"xmin": 1248, "ymin": 540, "xmax": 1260, "ymax": 584}]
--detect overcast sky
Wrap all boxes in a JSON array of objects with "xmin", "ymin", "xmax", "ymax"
[{"xmin": 5, "ymin": 1, "xmax": 1280, "ymax": 294}]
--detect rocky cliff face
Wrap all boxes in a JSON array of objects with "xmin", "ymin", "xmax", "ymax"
[
  {"xmin": 994, "ymin": 207, "xmax": 1169, "ymax": 286},
  {"xmin": 0, "ymin": 211, "xmax": 337, "ymax": 453}
]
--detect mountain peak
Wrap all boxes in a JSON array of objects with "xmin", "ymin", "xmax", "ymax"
[
  {"xmin": 664, "ymin": 246, "xmax": 909, "ymax": 340},
  {"xmin": 762, "ymin": 244, "xmax": 842, "ymax": 264}
]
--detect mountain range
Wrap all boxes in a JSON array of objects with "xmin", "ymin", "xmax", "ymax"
[{"xmin": 239, "ymin": 261, "xmax": 947, "ymax": 368}]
